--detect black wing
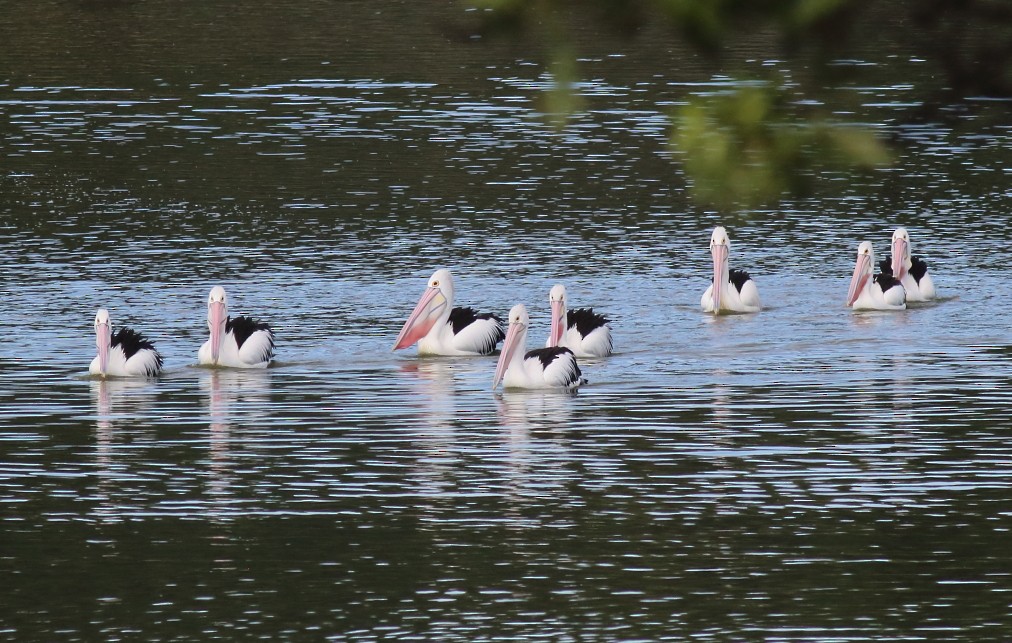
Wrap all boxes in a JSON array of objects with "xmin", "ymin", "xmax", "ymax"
[
  {"xmin": 448, "ymin": 307, "xmax": 505, "ymax": 352},
  {"xmin": 524, "ymin": 346, "xmax": 584, "ymax": 386},
  {"xmin": 728, "ymin": 269, "xmax": 752, "ymax": 293},
  {"xmin": 226, "ymin": 316, "xmax": 274, "ymax": 351},
  {"xmin": 567, "ymin": 308, "xmax": 610, "ymax": 338},
  {"xmin": 879, "ymin": 256, "xmax": 928, "ymax": 284},
  {"xmin": 909, "ymin": 256, "xmax": 929, "ymax": 283},
  {"xmin": 111, "ymin": 327, "xmax": 157, "ymax": 359},
  {"xmin": 447, "ymin": 307, "xmax": 496, "ymax": 334},
  {"xmin": 878, "ymin": 257, "xmax": 894, "ymax": 277},
  {"xmin": 874, "ymin": 272, "xmax": 902, "ymax": 291},
  {"xmin": 111, "ymin": 327, "xmax": 163, "ymax": 374}
]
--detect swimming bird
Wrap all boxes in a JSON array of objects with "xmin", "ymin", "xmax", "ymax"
[
  {"xmin": 198, "ymin": 286, "xmax": 275, "ymax": 368},
  {"xmin": 546, "ymin": 284, "xmax": 613, "ymax": 357},
  {"xmin": 700, "ymin": 226, "xmax": 761, "ymax": 314},
  {"xmin": 847, "ymin": 241, "xmax": 906, "ymax": 310},
  {"xmin": 879, "ymin": 227, "xmax": 936, "ymax": 301},
  {"xmin": 392, "ymin": 269, "xmax": 505, "ymax": 356},
  {"xmin": 493, "ymin": 304, "xmax": 585, "ymax": 390},
  {"xmin": 90, "ymin": 308, "xmax": 163, "ymax": 377}
]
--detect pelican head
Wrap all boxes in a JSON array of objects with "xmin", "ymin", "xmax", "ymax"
[
  {"xmin": 207, "ymin": 286, "xmax": 229, "ymax": 364},
  {"xmin": 847, "ymin": 241, "xmax": 875, "ymax": 306},
  {"xmin": 891, "ymin": 228, "xmax": 911, "ymax": 280},
  {"xmin": 709, "ymin": 226, "xmax": 731, "ymax": 312},
  {"xmin": 548, "ymin": 284, "xmax": 568, "ymax": 347},
  {"xmin": 493, "ymin": 303, "xmax": 530, "ymax": 389},
  {"xmin": 507, "ymin": 302, "xmax": 529, "ymax": 331},
  {"xmin": 392, "ymin": 269, "xmax": 455, "ymax": 351},
  {"xmin": 94, "ymin": 308, "xmax": 112, "ymax": 375}
]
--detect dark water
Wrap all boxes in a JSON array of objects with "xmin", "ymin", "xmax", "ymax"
[{"xmin": 2, "ymin": 1, "xmax": 1011, "ymax": 640}]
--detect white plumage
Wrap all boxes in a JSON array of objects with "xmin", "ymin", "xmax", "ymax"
[
  {"xmin": 198, "ymin": 286, "xmax": 275, "ymax": 368},
  {"xmin": 89, "ymin": 308, "xmax": 163, "ymax": 378},
  {"xmin": 847, "ymin": 241, "xmax": 906, "ymax": 311},
  {"xmin": 700, "ymin": 226, "xmax": 761, "ymax": 314},
  {"xmin": 886, "ymin": 227, "xmax": 936, "ymax": 301},
  {"xmin": 545, "ymin": 284, "xmax": 613, "ymax": 358},
  {"xmin": 493, "ymin": 304, "xmax": 585, "ymax": 390},
  {"xmin": 392, "ymin": 269, "xmax": 504, "ymax": 356}
]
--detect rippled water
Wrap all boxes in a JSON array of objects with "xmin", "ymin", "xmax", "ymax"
[{"xmin": 2, "ymin": 1, "xmax": 1012, "ymax": 640}]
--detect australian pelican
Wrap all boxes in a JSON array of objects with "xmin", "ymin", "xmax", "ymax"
[
  {"xmin": 700, "ymin": 226, "xmax": 761, "ymax": 314},
  {"xmin": 392, "ymin": 269, "xmax": 505, "ymax": 356},
  {"xmin": 90, "ymin": 308, "xmax": 163, "ymax": 377},
  {"xmin": 493, "ymin": 304, "xmax": 586, "ymax": 390},
  {"xmin": 847, "ymin": 241, "xmax": 906, "ymax": 310},
  {"xmin": 198, "ymin": 286, "xmax": 275, "ymax": 368},
  {"xmin": 879, "ymin": 227, "xmax": 936, "ymax": 301},
  {"xmin": 546, "ymin": 284, "xmax": 613, "ymax": 358}
]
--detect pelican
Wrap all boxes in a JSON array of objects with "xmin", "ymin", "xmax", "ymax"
[
  {"xmin": 198, "ymin": 286, "xmax": 275, "ymax": 368},
  {"xmin": 392, "ymin": 269, "xmax": 504, "ymax": 356},
  {"xmin": 847, "ymin": 241, "xmax": 906, "ymax": 310},
  {"xmin": 700, "ymin": 226, "xmax": 761, "ymax": 314},
  {"xmin": 493, "ymin": 304, "xmax": 586, "ymax": 390},
  {"xmin": 90, "ymin": 309, "xmax": 163, "ymax": 377},
  {"xmin": 879, "ymin": 227, "xmax": 936, "ymax": 301},
  {"xmin": 546, "ymin": 284, "xmax": 613, "ymax": 358}
]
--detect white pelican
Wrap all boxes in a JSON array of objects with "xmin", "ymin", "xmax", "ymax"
[
  {"xmin": 90, "ymin": 308, "xmax": 163, "ymax": 377},
  {"xmin": 847, "ymin": 241, "xmax": 906, "ymax": 310},
  {"xmin": 198, "ymin": 286, "xmax": 275, "ymax": 368},
  {"xmin": 880, "ymin": 227, "xmax": 936, "ymax": 301},
  {"xmin": 700, "ymin": 226, "xmax": 761, "ymax": 314},
  {"xmin": 546, "ymin": 284, "xmax": 613, "ymax": 358},
  {"xmin": 493, "ymin": 304, "xmax": 586, "ymax": 390},
  {"xmin": 392, "ymin": 269, "xmax": 504, "ymax": 356}
]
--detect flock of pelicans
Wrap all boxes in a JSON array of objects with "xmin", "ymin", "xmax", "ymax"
[{"xmin": 89, "ymin": 226, "xmax": 936, "ymax": 390}]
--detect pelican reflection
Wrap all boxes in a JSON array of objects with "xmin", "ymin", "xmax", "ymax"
[{"xmin": 90, "ymin": 377, "xmax": 159, "ymax": 522}]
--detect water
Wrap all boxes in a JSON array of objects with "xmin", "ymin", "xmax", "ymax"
[{"xmin": 2, "ymin": 1, "xmax": 1012, "ymax": 640}]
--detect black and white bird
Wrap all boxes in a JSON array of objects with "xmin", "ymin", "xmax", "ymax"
[
  {"xmin": 847, "ymin": 241, "xmax": 906, "ymax": 310},
  {"xmin": 879, "ymin": 227, "xmax": 936, "ymax": 301},
  {"xmin": 198, "ymin": 286, "xmax": 275, "ymax": 368},
  {"xmin": 700, "ymin": 226, "xmax": 761, "ymax": 314},
  {"xmin": 545, "ymin": 284, "xmax": 613, "ymax": 358},
  {"xmin": 493, "ymin": 304, "xmax": 586, "ymax": 390},
  {"xmin": 90, "ymin": 308, "xmax": 163, "ymax": 377},
  {"xmin": 392, "ymin": 269, "xmax": 504, "ymax": 356}
]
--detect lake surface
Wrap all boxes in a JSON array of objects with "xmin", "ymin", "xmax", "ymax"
[{"xmin": 2, "ymin": 1, "xmax": 1011, "ymax": 640}]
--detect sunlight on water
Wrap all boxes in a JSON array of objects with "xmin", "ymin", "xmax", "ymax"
[{"xmin": 1, "ymin": 1, "xmax": 1011, "ymax": 640}]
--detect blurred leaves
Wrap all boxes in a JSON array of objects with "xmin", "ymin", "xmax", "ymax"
[
  {"xmin": 462, "ymin": 0, "xmax": 858, "ymax": 54},
  {"xmin": 671, "ymin": 85, "xmax": 889, "ymax": 209},
  {"xmin": 655, "ymin": 0, "xmax": 852, "ymax": 52},
  {"xmin": 458, "ymin": 0, "xmax": 1008, "ymax": 211},
  {"xmin": 462, "ymin": 0, "xmax": 584, "ymax": 127},
  {"xmin": 542, "ymin": 45, "xmax": 584, "ymax": 129}
]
